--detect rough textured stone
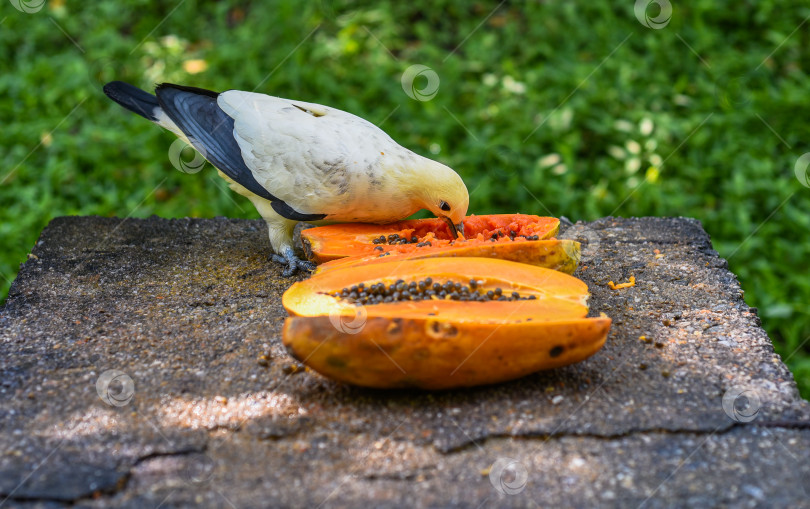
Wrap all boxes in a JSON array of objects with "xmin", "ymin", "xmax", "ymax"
[{"xmin": 1, "ymin": 216, "xmax": 808, "ymax": 507}]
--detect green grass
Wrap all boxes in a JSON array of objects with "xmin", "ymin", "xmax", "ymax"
[{"xmin": 2, "ymin": 0, "xmax": 809, "ymax": 395}]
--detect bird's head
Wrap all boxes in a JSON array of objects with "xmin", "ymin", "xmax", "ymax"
[{"xmin": 411, "ymin": 159, "xmax": 469, "ymax": 239}]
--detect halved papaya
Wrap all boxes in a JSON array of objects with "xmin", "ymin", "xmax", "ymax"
[
  {"xmin": 301, "ymin": 214, "xmax": 561, "ymax": 264},
  {"xmin": 282, "ymin": 257, "xmax": 610, "ymax": 389}
]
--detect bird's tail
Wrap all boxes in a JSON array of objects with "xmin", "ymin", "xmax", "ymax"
[{"xmin": 103, "ymin": 81, "xmax": 160, "ymax": 122}]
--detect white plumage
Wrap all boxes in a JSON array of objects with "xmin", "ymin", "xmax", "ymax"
[
  {"xmin": 103, "ymin": 82, "xmax": 469, "ymax": 275},
  {"xmin": 221, "ymin": 91, "xmax": 429, "ymax": 221}
]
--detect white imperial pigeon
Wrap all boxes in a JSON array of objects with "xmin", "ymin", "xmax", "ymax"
[{"xmin": 103, "ymin": 81, "xmax": 469, "ymax": 275}]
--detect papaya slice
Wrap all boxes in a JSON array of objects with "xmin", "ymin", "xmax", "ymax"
[
  {"xmin": 282, "ymin": 257, "xmax": 610, "ymax": 389},
  {"xmin": 301, "ymin": 214, "xmax": 561, "ymax": 264},
  {"xmin": 315, "ymin": 238, "xmax": 580, "ymax": 275}
]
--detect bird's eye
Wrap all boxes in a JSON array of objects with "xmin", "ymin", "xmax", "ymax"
[{"xmin": 439, "ymin": 201, "xmax": 451, "ymax": 212}]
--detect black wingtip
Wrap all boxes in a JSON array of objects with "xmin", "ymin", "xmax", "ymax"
[
  {"xmin": 271, "ymin": 201, "xmax": 328, "ymax": 222},
  {"xmin": 155, "ymin": 83, "xmax": 220, "ymax": 99},
  {"xmin": 103, "ymin": 81, "xmax": 161, "ymax": 121}
]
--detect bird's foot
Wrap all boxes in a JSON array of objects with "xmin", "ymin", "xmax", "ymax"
[{"xmin": 271, "ymin": 248, "xmax": 317, "ymax": 277}]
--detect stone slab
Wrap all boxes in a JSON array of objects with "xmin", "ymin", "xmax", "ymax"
[{"xmin": 1, "ymin": 216, "xmax": 808, "ymax": 507}]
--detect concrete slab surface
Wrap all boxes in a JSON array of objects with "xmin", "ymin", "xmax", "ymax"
[{"xmin": 1, "ymin": 216, "xmax": 808, "ymax": 507}]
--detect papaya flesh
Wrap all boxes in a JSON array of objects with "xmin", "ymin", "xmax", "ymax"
[
  {"xmin": 301, "ymin": 214, "xmax": 561, "ymax": 264},
  {"xmin": 282, "ymin": 257, "xmax": 610, "ymax": 389},
  {"xmin": 315, "ymin": 238, "xmax": 580, "ymax": 275}
]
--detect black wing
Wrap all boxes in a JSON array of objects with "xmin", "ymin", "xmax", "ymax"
[
  {"xmin": 271, "ymin": 201, "xmax": 327, "ymax": 221},
  {"xmin": 155, "ymin": 83, "xmax": 277, "ymax": 202},
  {"xmin": 154, "ymin": 84, "xmax": 327, "ymax": 222},
  {"xmin": 103, "ymin": 81, "xmax": 160, "ymax": 121}
]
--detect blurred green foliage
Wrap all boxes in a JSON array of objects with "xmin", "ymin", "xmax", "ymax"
[{"xmin": 1, "ymin": 1, "xmax": 809, "ymax": 395}]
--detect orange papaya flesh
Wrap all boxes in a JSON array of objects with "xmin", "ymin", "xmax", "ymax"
[
  {"xmin": 315, "ymin": 238, "xmax": 580, "ymax": 275},
  {"xmin": 283, "ymin": 257, "xmax": 590, "ymax": 321},
  {"xmin": 281, "ymin": 257, "xmax": 611, "ymax": 389},
  {"xmin": 301, "ymin": 214, "xmax": 560, "ymax": 264}
]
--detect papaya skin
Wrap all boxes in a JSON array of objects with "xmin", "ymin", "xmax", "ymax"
[
  {"xmin": 301, "ymin": 214, "xmax": 560, "ymax": 264},
  {"xmin": 282, "ymin": 315, "xmax": 611, "ymax": 390},
  {"xmin": 314, "ymin": 238, "xmax": 580, "ymax": 275}
]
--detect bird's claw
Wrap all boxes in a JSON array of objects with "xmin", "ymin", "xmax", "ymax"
[
  {"xmin": 298, "ymin": 259, "xmax": 317, "ymax": 272},
  {"xmin": 271, "ymin": 250, "xmax": 316, "ymax": 277}
]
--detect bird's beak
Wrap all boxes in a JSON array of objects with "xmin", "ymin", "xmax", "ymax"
[{"xmin": 441, "ymin": 216, "xmax": 464, "ymax": 239}]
